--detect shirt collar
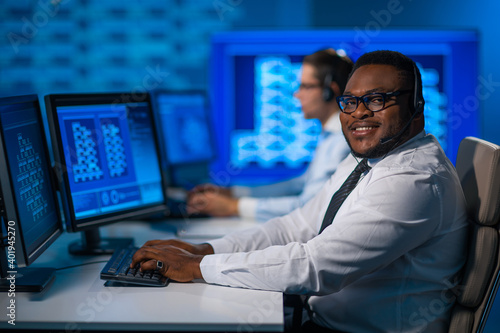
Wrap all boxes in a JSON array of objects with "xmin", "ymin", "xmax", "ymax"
[{"xmin": 365, "ymin": 130, "xmax": 427, "ymax": 167}]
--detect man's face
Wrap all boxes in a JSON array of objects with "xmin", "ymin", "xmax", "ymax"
[
  {"xmin": 294, "ymin": 64, "xmax": 330, "ymax": 122},
  {"xmin": 340, "ymin": 64, "xmax": 412, "ymax": 158}
]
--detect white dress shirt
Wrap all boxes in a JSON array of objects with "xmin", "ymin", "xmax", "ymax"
[
  {"xmin": 235, "ymin": 113, "xmax": 350, "ymax": 221},
  {"xmin": 201, "ymin": 132, "xmax": 468, "ymax": 333}
]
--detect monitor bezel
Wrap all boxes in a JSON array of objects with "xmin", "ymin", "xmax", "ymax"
[
  {"xmin": 45, "ymin": 92, "xmax": 168, "ymax": 233},
  {"xmin": 150, "ymin": 89, "xmax": 217, "ymax": 167},
  {"xmin": 0, "ymin": 94, "xmax": 63, "ymax": 267}
]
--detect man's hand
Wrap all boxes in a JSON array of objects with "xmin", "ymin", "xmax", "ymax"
[
  {"xmin": 187, "ymin": 191, "xmax": 239, "ymax": 216},
  {"xmin": 189, "ymin": 183, "xmax": 232, "ymax": 197},
  {"xmin": 141, "ymin": 239, "xmax": 214, "ymax": 256},
  {"xmin": 130, "ymin": 242, "xmax": 211, "ymax": 282}
]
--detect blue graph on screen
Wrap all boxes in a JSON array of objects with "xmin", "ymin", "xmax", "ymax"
[
  {"xmin": 16, "ymin": 133, "xmax": 49, "ymax": 223},
  {"xmin": 0, "ymin": 104, "xmax": 59, "ymax": 256},
  {"xmin": 69, "ymin": 120, "xmax": 104, "ymax": 183},
  {"xmin": 418, "ymin": 62, "xmax": 448, "ymax": 151},
  {"xmin": 101, "ymin": 118, "xmax": 128, "ymax": 178},
  {"xmin": 231, "ymin": 56, "xmax": 321, "ymax": 169},
  {"xmin": 57, "ymin": 104, "xmax": 161, "ymax": 219}
]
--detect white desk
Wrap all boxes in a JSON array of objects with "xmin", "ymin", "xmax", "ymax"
[{"xmin": 0, "ymin": 218, "xmax": 283, "ymax": 332}]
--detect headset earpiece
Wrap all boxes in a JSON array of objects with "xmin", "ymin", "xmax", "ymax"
[
  {"xmin": 322, "ymin": 73, "xmax": 334, "ymax": 102},
  {"xmin": 413, "ymin": 63, "xmax": 425, "ymax": 114}
]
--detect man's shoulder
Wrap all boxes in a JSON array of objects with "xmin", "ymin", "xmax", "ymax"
[{"xmin": 377, "ymin": 134, "xmax": 451, "ymax": 173}]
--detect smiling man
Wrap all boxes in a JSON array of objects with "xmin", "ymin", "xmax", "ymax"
[
  {"xmin": 338, "ymin": 58, "xmax": 423, "ymax": 158},
  {"xmin": 132, "ymin": 51, "xmax": 468, "ymax": 333}
]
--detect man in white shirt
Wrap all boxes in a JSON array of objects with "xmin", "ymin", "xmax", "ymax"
[
  {"xmin": 132, "ymin": 50, "xmax": 468, "ymax": 333},
  {"xmin": 186, "ymin": 49, "xmax": 352, "ymax": 221}
]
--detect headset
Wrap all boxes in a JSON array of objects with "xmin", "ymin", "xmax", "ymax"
[
  {"xmin": 412, "ymin": 63, "xmax": 425, "ymax": 115},
  {"xmin": 380, "ymin": 62, "xmax": 425, "ymax": 145}
]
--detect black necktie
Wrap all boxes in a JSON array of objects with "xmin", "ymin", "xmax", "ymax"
[{"xmin": 319, "ymin": 158, "xmax": 371, "ymax": 234}]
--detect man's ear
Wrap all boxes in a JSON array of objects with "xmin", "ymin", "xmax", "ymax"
[{"xmin": 330, "ymin": 82, "xmax": 341, "ymax": 99}]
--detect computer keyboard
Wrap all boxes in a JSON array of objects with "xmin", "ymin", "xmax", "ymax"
[{"xmin": 100, "ymin": 245, "xmax": 169, "ymax": 287}]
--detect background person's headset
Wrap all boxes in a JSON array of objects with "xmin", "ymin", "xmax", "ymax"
[{"xmin": 322, "ymin": 72, "xmax": 335, "ymax": 102}]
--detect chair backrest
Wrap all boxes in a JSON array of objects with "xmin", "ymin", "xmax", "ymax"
[{"xmin": 448, "ymin": 137, "xmax": 500, "ymax": 333}]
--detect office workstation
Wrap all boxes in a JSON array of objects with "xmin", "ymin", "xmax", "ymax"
[
  {"xmin": 0, "ymin": 93, "xmax": 282, "ymax": 331},
  {"xmin": 1, "ymin": 1, "xmax": 500, "ymax": 332}
]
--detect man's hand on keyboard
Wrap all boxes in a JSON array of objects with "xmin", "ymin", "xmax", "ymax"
[{"xmin": 130, "ymin": 243, "xmax": 205, "ymax": 282}]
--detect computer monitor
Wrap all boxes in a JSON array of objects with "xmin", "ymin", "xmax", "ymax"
[
  {"xmin": 151, "ymin": 90, "xmax": 215, "ymax": 187},
  {"xmin": 0, "ymin": 94, "xmax": 63, "ymax": 292},
  {"xmin": 210, "ymin": 30, "xmax": 479, "ymax": 184},
  {"xmin": 45, "ymin": 93, "xmax": 167, "ymax": 255}
]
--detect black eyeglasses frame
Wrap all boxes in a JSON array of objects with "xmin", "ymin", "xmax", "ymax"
[{"xmin": 336, "ymin": 90, "xmax": 413, "ymax": 114}]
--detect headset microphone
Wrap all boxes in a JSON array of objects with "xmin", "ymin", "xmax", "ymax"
[{"xmin": 379, "ymin": 110, "xmax": 419, "ymax": 145}]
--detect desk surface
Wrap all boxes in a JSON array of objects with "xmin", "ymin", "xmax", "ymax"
[{"xmin": 0, "ymin": 218, "xmax": 283, "ymax": 332}]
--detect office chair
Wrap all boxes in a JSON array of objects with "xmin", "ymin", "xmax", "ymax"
[{"xmin": 448, "ymin": 137, "xmax": 500, "ymax": 333}]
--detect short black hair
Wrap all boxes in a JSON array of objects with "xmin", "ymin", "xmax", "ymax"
[
  {"xmin": 303, "ymin": 49, "xmax": 354, "ymax": 94},
  {"xmin": 349, "ymin": 50, "xmax": 423, "ymax": 113}
]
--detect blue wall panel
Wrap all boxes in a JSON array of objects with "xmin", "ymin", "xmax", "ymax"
[{"xmin": 0, "ymin": 0, "xmax": 240, "ymax": 97}]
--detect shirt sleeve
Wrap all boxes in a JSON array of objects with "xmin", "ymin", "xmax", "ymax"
[
  {"xmin": 200, "ymin": 168, "xmax": 450, "ymax": 295},
  {"xmin": 237, "ymin": 197, "xmax": 259, "ymax": 220},
  {"xmin": 231, "ymin": 174, "xmax": 307, "ymax": 221},
  {"xmin": 247, "ymin": 134, "xmax": 350, "ymax": 221},
  {"xmin": 246, "ymin": 176, "xmax": 305, "ymax": 197}
]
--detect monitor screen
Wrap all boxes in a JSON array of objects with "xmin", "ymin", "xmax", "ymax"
[
  {"xmin": 152, "ymin": 91, "xmax": 215, "ymax": 166},
  {"xmin": 210, "ymin": 30, "xmax": 479, "ymax": 185},
  {"xmin": 0, "ymin": 94, "xmax": 62, "ymax": 268},
  {"xmin": 45, "ymin": 93, "xmax": 166, "ymax": 253}
]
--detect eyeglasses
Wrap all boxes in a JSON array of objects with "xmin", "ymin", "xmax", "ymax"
[
  {"xmin": 336, "ymin": 90, "xmax": 412, "ymax": 114},
  {"xmin": 297, "ymin": 83, "xmax": 322, "ymax": 90}
]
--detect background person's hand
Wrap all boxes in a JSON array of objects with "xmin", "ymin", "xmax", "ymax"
[
  {"xmin": 188, "ymin": 183, "xmax": 232, "ymax": 197},
  {"xmin": 141, "ymin": 239, "xmax": 214, "ymax": 256},
  {"xmin": 187, "ymin": 191, "xmax": 239, "ymax": 216}
]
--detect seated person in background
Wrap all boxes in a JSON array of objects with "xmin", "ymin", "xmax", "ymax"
[
  {"xmin": 132, "ymin": 50, "xmax": 468, "ymax": 333},
  {"xmin": 187, "ymin": 49, "xmax": 353, "ymax": 221}
]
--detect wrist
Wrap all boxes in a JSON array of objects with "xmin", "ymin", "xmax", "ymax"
[
  {"xmin": 192, "ymin": 254, "xmax": 205, "ymax": 280},
  {"xmin": 196, "ymin": 243, "xmax": 214, "ymax": 255},
  {"xmin": 232, "ymin": 198, "xmax": 239, "ymax": 216}
]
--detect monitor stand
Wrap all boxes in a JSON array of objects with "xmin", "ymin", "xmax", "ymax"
[
  {"xmin": 0, "ymin": 247, "xmax": 55, "ymax": 292},
  {"xmin": 0, "ymin": 267, "xmax": 55, "ymax": 292},
  {"xmin": 68, "ymin": 228, "xmax": 133, "ymax": 256}
]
